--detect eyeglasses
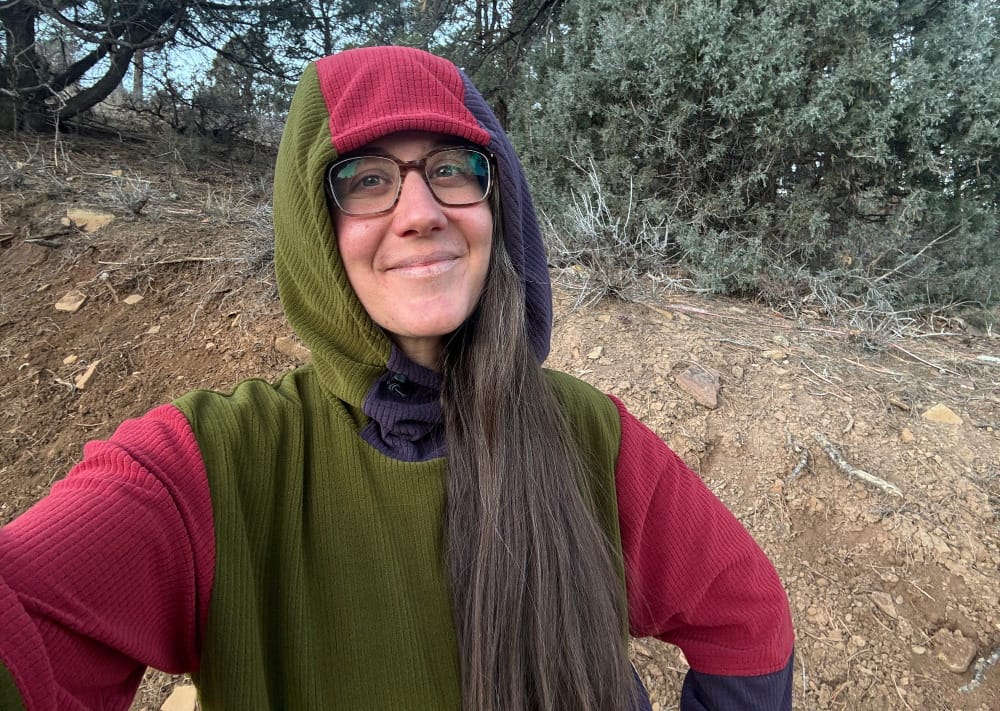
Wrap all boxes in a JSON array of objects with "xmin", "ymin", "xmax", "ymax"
[{"xmin": 327, "ymin": 147, "xmax": 493, "ymax": 216}]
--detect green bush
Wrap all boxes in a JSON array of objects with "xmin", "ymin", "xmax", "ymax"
[{"xmin": 512, "ymin": 0, "xmax": 999, "ymax": 322}]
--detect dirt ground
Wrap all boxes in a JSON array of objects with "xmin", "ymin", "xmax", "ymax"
[{"xmin": 1, "ymin": 132, "xmax": 998, "ymax": 710}]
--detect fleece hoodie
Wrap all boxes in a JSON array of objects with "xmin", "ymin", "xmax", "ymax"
[{"xmin": 0, "ymin": 46, "xmax": 794, "ymax": 711}]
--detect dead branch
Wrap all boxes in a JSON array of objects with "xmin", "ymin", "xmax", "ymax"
[
  {"xmin": 872, "ymin": 225, "xmax": 959, "ymax": 284},
  {"xmin": 25, "ymin": 227, "xmax": 72, "ymax": 248},
  {"xmin": 812, "ymin": 432, "xmax": 903, "ymax": 497},
  {"xmin": 152, "ymin": 256, "xmax": 243, "ymax": 266},
  {"xmin": 786, "ymin": 432, "xmax": 811, "ymax": 481},
  {"xmin": 647, "ymin": 301, "xmax": 847, "ymax": 338},
  {"xmin": 24, "ymin": 238, "xmax": 63, "ymax": 248},
  {"xmin": 889, "ymin": 343, "xmax": 962, "ymax": 376},
  {"xmin": 888, "ymin": 397, "xmax": 913, "ymax": 412},
  {"xmin": 843, "ymin": 358, "xmax": 907, "ymax": 378}
]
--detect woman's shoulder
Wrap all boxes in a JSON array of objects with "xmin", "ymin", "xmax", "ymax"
[
  {"xmin": 173, "ymin": 365, "xmax": 318, "ymax": 414},
  {"xmin": 542, "ymin": 368, "xmax": 622, "ymax": 449},
  {"xmin": 541, "ymin": 368, "xmax": 610, "ymax": 405},
  {"xmin": 171, "ymin": 366, "xmax": 330, "ymax": 469}
]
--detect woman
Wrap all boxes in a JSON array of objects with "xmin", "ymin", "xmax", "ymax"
[{"xmin": 0, "ymin": 47, "xmax": 793, "ymax": 710}]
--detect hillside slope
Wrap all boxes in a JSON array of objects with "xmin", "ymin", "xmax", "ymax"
[{"xmin": 1, "ymin": 133, "xmax": 998, "ymax": 710}]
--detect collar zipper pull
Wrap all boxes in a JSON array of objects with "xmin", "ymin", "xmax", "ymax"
[{"xmin": 386, "ymin": 372, "xmax": 410, "ymax": 398}]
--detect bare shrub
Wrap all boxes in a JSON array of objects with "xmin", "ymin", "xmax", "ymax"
[
  {"xmin": 547, "ymin": 157, "xmax": 705, "ymax": 306},
  {"xmin": 106, "ymin": 172, "xmax": 154, "ymax": 215}
]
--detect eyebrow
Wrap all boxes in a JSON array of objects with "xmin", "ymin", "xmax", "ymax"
[{"xmin": 351, "ymin": 141, "xmax": 471, "ymax": 160}]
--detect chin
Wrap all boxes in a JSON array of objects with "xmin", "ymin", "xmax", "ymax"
[
  {"xmin": 399, "ymin": 306, "xmax": 475, "ymax": 336},
  {"xmin": 398, "ymin": 320, "xmax": 465, "ymax": 339}
]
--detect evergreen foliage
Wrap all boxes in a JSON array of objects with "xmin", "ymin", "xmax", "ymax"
[
  {"xmin": 5, "ymin": 0, "xmax": 995, "ymax": 317},
  {"xmin": 512, "ymin": 0, "xmax": 999, "ymax": 316}
]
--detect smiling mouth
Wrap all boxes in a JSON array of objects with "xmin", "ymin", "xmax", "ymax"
[{"xmin": 386, "ymin": 253, "xmax": 461, "ymax": 276}]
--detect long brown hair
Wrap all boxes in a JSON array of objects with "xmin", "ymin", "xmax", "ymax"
[{"xmin": 441, "ymin": 202, "xmax": 635, "ymax": 710}]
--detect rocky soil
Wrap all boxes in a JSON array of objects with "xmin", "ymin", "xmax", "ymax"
[{"xmin": 1, "ymin": 132, "xmax": 998, "ymax": 710}]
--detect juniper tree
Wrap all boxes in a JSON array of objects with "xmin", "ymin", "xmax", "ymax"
[{"xmin": 512, "ymin": 0, "xmax": 999, "ymax": 314}]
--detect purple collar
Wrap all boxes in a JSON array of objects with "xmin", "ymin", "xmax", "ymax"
[{"xmin": 361, "ymin": 347, "xmax": 445, "ymax": 462}]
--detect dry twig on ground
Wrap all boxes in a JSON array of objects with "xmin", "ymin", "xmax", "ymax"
[
  {"xmin": 786, "ymin": 433, "xmax": 810, "ymax": 481},
  {"xmin": 812, "ymin": 432, "xmax": 903, "ymax": 497}
]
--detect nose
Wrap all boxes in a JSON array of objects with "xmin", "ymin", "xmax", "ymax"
[{"xmin": 391, "ymin": 169, "xmax": 447, "ymax": 235}]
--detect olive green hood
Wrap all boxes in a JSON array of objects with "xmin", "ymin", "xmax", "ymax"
[{"xmin": 273, "ymin": 47, "xmax": 553, "ymax": 420}]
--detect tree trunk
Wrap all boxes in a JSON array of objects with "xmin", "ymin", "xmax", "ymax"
[
  {"xmin": 0, "ymin": 2, "xmax": 44, "ymax": 130},
  {"xmin": 59, "ymin": 46, "xmax": 137, "ymax": 119},
  {"xmin": 133, "ymin": 49, "xmax": 145, "ymax": 99},
  {"xmin": 2, "ymin": 2, "xmax": 180, "ymax": 128}
]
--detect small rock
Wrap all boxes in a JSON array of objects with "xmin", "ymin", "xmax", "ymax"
[
  {"xmin": 123, "ymin": 294, "xmax": 143, "ymax": 305},
  {"xmin": 806, "ymin": 496, "xmax": 825, "ymax": 513},
  {"xmin": 919, "ymin": 529, "xmax": 952, "ymax": 557},
  {"xmin": 731, "ymin": 365, "xmax": 744, "ymax": 380},
  {"xmin": 275, "ymin": 335, "xmax": 312, "ymax": 363},
  {"xmin": 74, "ymin": 360, "xmax": 100, "ymax": 390},
  {"xmin": 868, "ymin": 505, "xmax": 891, "ymax": 522},
  {"xmin": 912, "ymin": 645, "xmax": 927, "ymax": 655},
  {"xmin": 761, "ymin": 349, "xmax": 788, "ymax": 361},
  {"xmin": 931, "ymin": 628, "xmax": 978, "ymax": 673},
  {"xmin": 54, "ymin": 290, "xmax": 88, "ymax": 313},
  {"xmin": 586, "ymin": 345, "xmax": 604, "ymax": 360},
  {"xmin": 65, "ymin": 208, "xmax": 115, "ymax": 233},
  {"xmin": 921, "ymin": 403, "xmax": 962, "ymax": 425},
  {"xmin": 675, "ymin": 365, "xmax": 720, "ymax": 409},
  {"xmin": 146, "ymin": 325, "xmax": 161, "ymax": 335},
  {"xmin": 63, "ymin": 354, "xmax": 78, "ymax": 365},
  {"xmin": 160, "ymin": 684, "xmax": 198, "ymax": 711},
  {"xmin": 871, "ymin": 591, "xmax": 898, "ymax": 619},
  {"xmin": 900, "ymin": 427, "xmax": 915, "ymax": 443}
]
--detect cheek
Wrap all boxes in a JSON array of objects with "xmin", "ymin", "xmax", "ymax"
[
  {"xmin": 470, "ymin": 208, "xmax": 494, "ymax": 255},
  {"xmin": 334, "ymin": 219, "xmax": 376, "ymax": 277}
]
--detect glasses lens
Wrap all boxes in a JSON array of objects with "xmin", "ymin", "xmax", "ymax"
[
  {"xmin": 327, "ymin": 148, "xmax": 492, "ymax": 216},
  {"xmin": 328, "ymin": 156, "xmax": 400, "ymax": 215},
  {"xmin": 424, "ymin": 149, "xmax": 491, "ymax": 206}
]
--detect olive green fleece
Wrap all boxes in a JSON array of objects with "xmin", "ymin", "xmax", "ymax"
[
  {"xmin": 174, "ymin": 366, "xmax": 622, "ymax": 709},
  {"xmin": 0, "ymin": 662, "xmax": 26, "ymax": 711},
  {"xmin": 272, "ymin": 62, "xmax": 392, "ymax": 410},
  {"xmin": 177, "ymin": 53, "xmax": 626, "ymax": 709}
]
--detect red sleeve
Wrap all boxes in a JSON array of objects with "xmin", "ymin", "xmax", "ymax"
[
  {"xmin": 0, "ymin": 405, "xmax": 215, "ymax": 711},
  {"xmin": 611, "ymin": 396, "xmax": 794, "ymax": 677}
]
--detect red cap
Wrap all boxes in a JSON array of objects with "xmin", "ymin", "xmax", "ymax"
[{"xmin": 315, "ymin": 46, "xmax": 491, "ymax": 154}]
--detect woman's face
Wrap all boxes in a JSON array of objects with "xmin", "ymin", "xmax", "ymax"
[{"xmin": 333, "ymin": 131, "xmax": 493, "ymax": 370}]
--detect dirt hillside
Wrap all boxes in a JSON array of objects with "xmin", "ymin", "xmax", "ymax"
[{"xmin": 1, "ymin": 132, "xmax": 998, "ymax": 710}]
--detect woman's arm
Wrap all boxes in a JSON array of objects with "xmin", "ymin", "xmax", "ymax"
[
  {"xmin": 0, "ymin": 405, "xmax": 215, "ymax": 710},
  {"xmin": 611, "ymin": 396, "xmax": 794, "ymax": 710}
]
